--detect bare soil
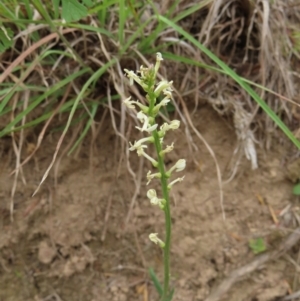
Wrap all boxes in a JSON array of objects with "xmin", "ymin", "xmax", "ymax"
[{"xmin": 0, "ymin": 105, "xmax": 299, "ymax": 301}]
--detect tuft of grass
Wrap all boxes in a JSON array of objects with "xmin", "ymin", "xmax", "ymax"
[{"xmin": 158, "ymin": 15, "xmax": 300, "ymax": 150}]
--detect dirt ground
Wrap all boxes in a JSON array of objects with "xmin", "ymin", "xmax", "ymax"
[{"xmin": 0, "ymin": 104, "xmax": 299, "ymax": 301}]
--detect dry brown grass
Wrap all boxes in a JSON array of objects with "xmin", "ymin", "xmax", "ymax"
[{"xmin": 1, "ymin": 0, "xmax": 300, "ymax": 218}]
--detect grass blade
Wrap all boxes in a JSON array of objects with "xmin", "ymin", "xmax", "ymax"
[{"xmin": 68, "ymin": 102, "xmax": 98, "ymax": 155}]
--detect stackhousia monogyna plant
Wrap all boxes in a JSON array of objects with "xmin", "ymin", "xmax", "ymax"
[{"xmin": 124, "ymin": 53, "xmax": 186, "ymax": 301}]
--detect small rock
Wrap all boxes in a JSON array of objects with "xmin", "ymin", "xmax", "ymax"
[{"xmin": 38, "ymin": 241, "xmax": 56, "ymax": 264}]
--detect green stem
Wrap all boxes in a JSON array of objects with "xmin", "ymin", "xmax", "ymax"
[{"xmin": 152, "ymin": 129, "xmax": 171, "ymax": 301}]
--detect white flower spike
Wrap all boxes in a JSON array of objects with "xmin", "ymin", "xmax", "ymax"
[
  {"xmin": 123, "ymin": 53, "xmax": 186, "ymax": 299},
  {"xmin": 149, "ymin": 233, "xmax": 165, "ymax": 248}
]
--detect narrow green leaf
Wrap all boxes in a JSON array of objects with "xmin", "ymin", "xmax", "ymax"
[
  {"xmin": 118, "ymin": 0, "xmax": 126, "ymax": 45},
  {"xmin": 149, "ymin": 268, "xmax": 163, "ymax": 297},
  {"xmin": 0, "ymin": 25, "xmax": 13, "ymax": 52},
  {"xmin": 23, "ymin": 0, "xmax": 34, "ymax": 19},
  {"xmin": 68, "ymin": 103, "xmax": 98, "ymax": 155},
  {"xmin": 52, "ymin": 0, "xmax": 60, "ymax": 19},
  {"xmin": 0, "ymin": 2, "xmax": 15, "ymax": 19},
  {"xmin": 293, "ymin": 183, "xmax": 300, "ymax": 195}
]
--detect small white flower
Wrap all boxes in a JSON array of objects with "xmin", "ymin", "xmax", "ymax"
[
  {"xmin": 154, "ymin": 53, "xmax": 163, "ymax": 76},
  {"xmin": 174, "ymin": 159, "xmax": 186, "ymax": 172},
  {"xmin": 146, "ymin": 123, "xmax": 158, "ymax": 132},
  {"xmin": 123, "ymin": 97, "xmax": 135, "ymax": 109},
  {"xmin": 167, "ymin": 159, "xmax": 186, "ymax": 176},
  {"xmin": 139, "ymin": 65, "xmax": 150, "ymax": 79},
  {"xmin": 156, "ymin": 52, "xmax": 163, "ymax": 62},
  {"xmin": 153, "ymin": 97, "xmax": 170, "ymax": 113},
  {"xmin": 137, "ymin": 111, "xmax": 147, "ymax": 122},
  {"xmin": 136, "ymin": 111, "xmax": 150, "ymax": 132},
  {"xmin": 136, "ymin": 111, "xmax": 158, "ymax": 133},
  {"xmin": 150, "ymin": 197, "xmax": 160, "ymax": 206},
  {"xmin": 149, "ymin": 233, "xmax": 165, "ymax": 248},
  {"xmin": 160, "ymin": 123, "xmax": 168, "ymax": 132},
  {"xmin": 128, "ymin": 137, "xmax": 153, "ymax": 151},
  {"xmin": 147, "ymin": 189, "xmax": 157, "ymax": 199},
  {"xmin": 163, "ymin": 85, "xmax": 173, "ymax": 94},
  {"xmin": 136, "ymin": 123, "xmax": 158, "ymax": 133},
  {"xmin": 123, "ymin": 97, "xmax": 149, "ymax": 112},
  {"xmin": 146, "ymin": 170, "xmax": 161, "ymax": 185},
  {"xmin": 163, "ymin": 89, "xmax": 172, "ymax": 98},
  {"xmin": 136, "ymin": 146, "xmax": 145, "ymax": 156},
  {"xmin": 154, "ymin": 80, "xmax": 173, "ymax": 97},
  {"xmin": 160, "ymin": 143, "xmax": 174, "ymax": 156},
  {"xmin": 146, "ymin": 189, "xmax": 165, "ymax": 209},
  {"xmin": 159, "ymin": 120, "xmax": 180, "ymax": 136},
  {"xmin": 129, "ymin": 142, "xmax": 147, "ymax": 152},
  {"xmin": 168, "ymin": 176, "xmax": 185, "ymax": 190},
  {"xmin": 169, "ymin": 120, "xmax": 180, "ymax": 130},
  {"xmin": 159, "ymin": 97, "xmax": 170, "ymax": 106},
  {"xmin": 136, "ymin": 147, "xmax": 158, "ymax": 167},
  {"xmin": 124, "ymin": 69, "xmax": 142, "ymax": 86}
]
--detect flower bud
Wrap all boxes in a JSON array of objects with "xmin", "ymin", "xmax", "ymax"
[
  {"xmin": 154, "ymin": 52, "xmax": 163, "ymax": 76},
  {"xmin": 149, "ymin": 233, "xmax": 165, "ymax": 248},
  {"xmin": 166, "ymin": 159, "xmax": 186, "ymax": 176},
  {"xmin": 147, "ymin": 189, "xmax": 166, "ymax": 209},
  {"xmin": 169, "ymin": 120, "xmax": 180, "ymax": 130},
  {"xmin": 147, "ymin": 189, "xmax": 157, "ymax": 199},
  {"xmin": 174, "ymin": 159, "xmax": 186, "ymax": 172}
]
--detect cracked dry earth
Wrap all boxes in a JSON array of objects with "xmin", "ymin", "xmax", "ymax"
[{"xmin": 0, "ymin": 105, "xmax": 299, "ymax": 301}]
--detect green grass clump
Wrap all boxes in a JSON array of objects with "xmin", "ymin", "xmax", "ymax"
[{"xmin": 0, "ymin": 1, "xmax": 298, "ymax": 155}]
